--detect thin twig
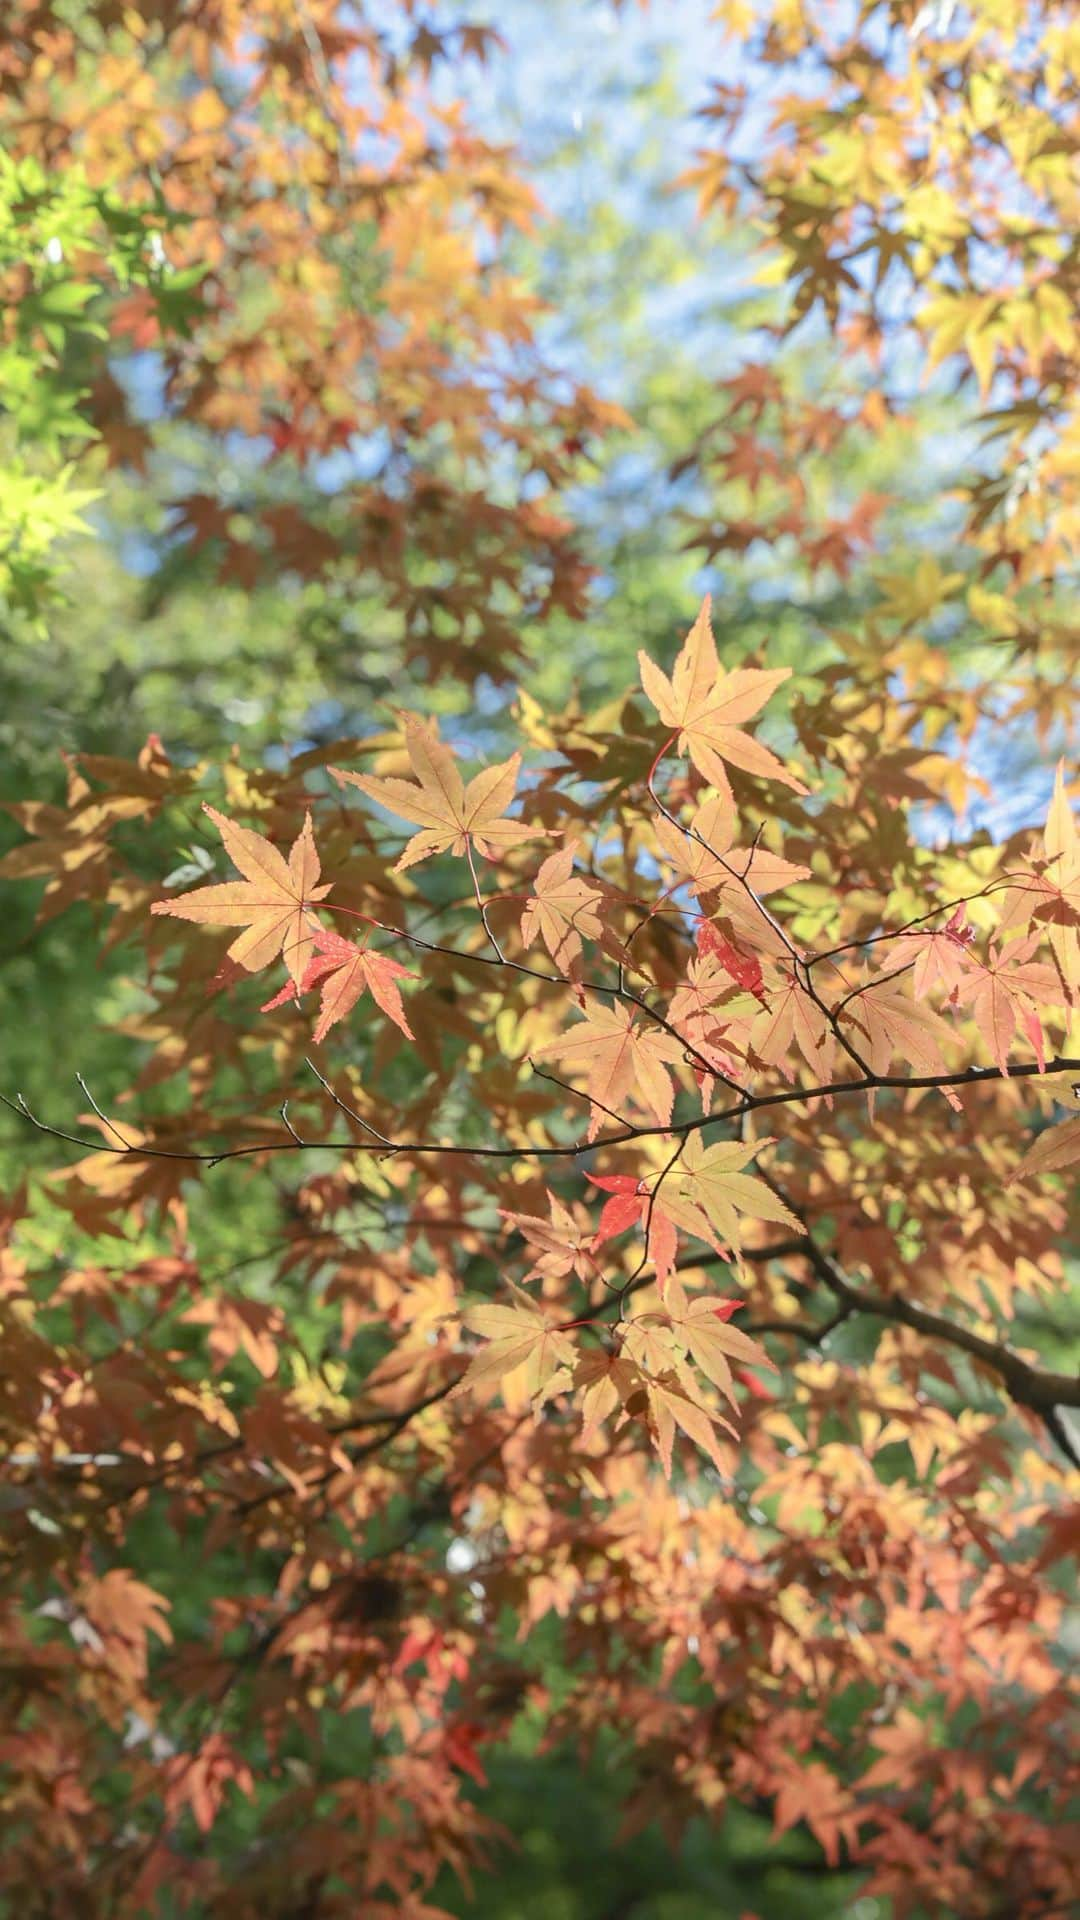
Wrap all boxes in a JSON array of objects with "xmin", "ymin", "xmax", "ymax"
[{"xmin": 75, "ymin": 1074, "xmax": 134, "ymax": 1150}]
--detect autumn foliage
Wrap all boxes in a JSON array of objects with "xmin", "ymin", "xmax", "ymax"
[
  {"xmin": 0, "ymin": 0, "xmax": 620, "ymax": 657},
  {"xmin": 1, "ymin": 4, "xmax": 1078, "ymax": 1919}
]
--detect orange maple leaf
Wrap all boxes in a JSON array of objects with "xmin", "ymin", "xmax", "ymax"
[
  {"xmin": 261, "ymin": 927, "xmax": 414, "ymax": 1042},
  {"xmin": 573, "ymin": 1349, "xmax": 640, "ymax": 1444},
  {"xmin": 532, "ymin": 1001, "xmax": 684, "ymax": 1138},
  {"xmin": 639, "ymin": 597, "xmax": 806, "ymax": 800},
  {"xmin": 997, "ymin": 762, "xmax": 1080, "ymax": 997},
  {"xmin": 840, "ymin": 977, "xmax": 954, "ymax": 1078},
  {"xmin": 952, "ymin": 935, "xmax": 1064, "ymax": 1075},
  {"xmin": 166, "ymin": 1733, "xmax": 255, "ymax": 1835},
  {"xmin": 907, "ymin": 904, "xmax": 976, "ymax": 1001},
  {"xmin": 749, "ymin": 969, "xmax": 834, "ymax": 1079},
  {"xmin": 499, "ymin": 1189, "xmax": 595, "ymax": 1280},
  {"xmin": 861, "ymin": 1709, "xmax": 932, "ymax": 1792},
  {"xmin": 331, "ymin": 713, "xmax": 544, "ymax": 871},
  {"xmin": 182, "ymin": 1293, "xmax": 283, "ymax": 1377},
  {"xmin": 655, "ymin": 792, "xmax": 810, "ymax": 906},
  {"xmin": 79, "ymin": 1569, "xmax": 173, "ymax": 1675},
  {"xmin": 664, "ymin": 955, "xmax": 748, "ymax": 1106},
  {"xmin": 151, "ymin": 806, "xmax": 329, "ymax": 985},
  {"xmin": 1007, "ymin": 1111, "xmax": 1080, "ymax": 1185},
  {"xmin": 520, "ymin": 845, "xmax": 605, "ymax": 973},
  {"xmin": 644, "ymin": 1373, "xmax": 735, "ymax": 1478},
  {"xmin": 771, "ymin": 1758, "xmax": 859, "ymax": 1866}
]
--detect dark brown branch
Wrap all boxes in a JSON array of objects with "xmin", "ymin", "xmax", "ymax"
[
  {"xmin": 749, "ymin": 1183, "xmax": 1080, "ymax": 1454},
  {"xmin": 743, "ymin": 1305, "xmax": 854, "ymax": 1346},
  {"xmin": 5, "ymin": 1055, "xmax": 1079, "ymax": 1172}
]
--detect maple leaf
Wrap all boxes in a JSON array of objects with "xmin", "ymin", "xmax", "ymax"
[
  {"xmin": 588, "ymin": 1172, "xmax": 649, "ymax": 1243},
  {"xmin": 860, "ymin": 1709, "xmax": 932, "ymax": 1792},
  {"xmin": 520, "ymin": 845, "xmax": 605, "ymax": 974},
  {"xmin": 997, "ymin": 763, "xmax": 1080, "ymax": 997},
  {"xmin": 499, "ymin": 1190, "xmax": 594, "ymax": 1280},
  {"xmin": 644, "ymin": 1374, "xmax": 736, "ymax": 1478},
  {"xmin": 907, "ymin": 905, "xmax": 977, "ymax": 1001},
  {"xmin": 952, "ymin": 935, "xmax": 1064, "ymax": 1075},
  {"xmin": 621, "ymin": 1311, "xmax": 682, "ymax": 1378},
  {"xmin": 330, "ymin": 714, "xmax": 544, "ymax": 872},
  {"xmin": 533, "ymin": 1001, "xmax": 684, "ymax": 1139},
  {"xmin": 840, "ymin": 977, "xmax": 954, "ymax": 1078},
  {"xmin": 665, "ymin": 956, "xmax": 748, "ymax": 1107},
  {"xmin": 443, "ymin": 1720, "xmax": 488, "ymax": 1788},
  {"xmin": 697, "ymin": 923, "xmax": 766, "ymax": 999},
  {"xmin": 1007, "ymin": 1112, "xmax": 1080, "ymax": 1185},
  {"xmin": 587, "ymin": 1172, "xmax": 678, "ymax": 1286},
  {"xmin": 660, "ymin": 1132, "xmax": 801, "ymax": 1258},
  {"xmin": 166, "ymin": 1733, "xmax": 255, "ymax": 1835},
  {"xmin": 573, "ymin": 1350, "xmax": 639, "ymax": 1444},
  {"xmin": 261, "ymin": 927, "xmax": 414, "ymax": 1042},
  {"xmin": 771, "ymin": 1758, "xmax": 860, "ymax": 1866},
  {"xmin": 662, "ymin": 1274, "xmax": 775, "ymax": 1408},
  {"xmin": 454, "ymin": 1281, "xmax": 576, "ymax": 1404},
  {"xmin": 639, "ymin": 597, "xmax": 806, "ymax": 800},
  {"xmin": 151, "ymin": 806, "xmax": 329, "ymax": 985},
  {"xmin": 182, "ymin": 1293, "xmax": 283, "ymax": 1378},
  {"xmin": 655, "ymin": 792, "xmax": 810, "ymax": 908},
  {"xmin": 749, "ymin": 969, "xmax": 833, "ymax": 1080},
  {"xmin": 79, "ymin": 1570, "xmax": 173, "ymax": 1678}
]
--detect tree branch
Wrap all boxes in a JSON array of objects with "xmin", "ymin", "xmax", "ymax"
[
  {"xmin": 750, "ymin": 1180, "xmax": 1080, "ymax": 1457},
  {"xmin": 4, "ymin": 1055, "xmax": 1079, "ymax": 1172}
]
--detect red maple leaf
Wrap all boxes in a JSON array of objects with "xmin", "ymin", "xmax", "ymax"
[
  {"xmin": 262, "ymin": 928, "xmax": 414, "ymax": 1042},
  {"xmin": 697, "ymin": 921, "xmax": 766, "ymax": 999}
]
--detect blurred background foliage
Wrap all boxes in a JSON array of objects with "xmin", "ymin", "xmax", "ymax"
[{"xmin": 3, "ymin": 0, "xmax": 990, "ymax": 767}]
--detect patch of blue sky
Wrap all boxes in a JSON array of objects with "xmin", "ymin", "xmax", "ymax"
[
  {"xmin": 109, "ymin": 347, "xmax": 167, "ymax": 422},
  {"xmin": 310, "ymin": 433, "xmax": 392, "ymax": 494},
  {"xmin": 438, "ymin": 0, "xmax": 738, "ymax": 363}
]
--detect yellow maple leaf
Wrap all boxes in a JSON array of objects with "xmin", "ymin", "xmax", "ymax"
[
  {"xmin": 997, "ymin": 762, "xmax": 1080, "ymax": 996},
  {"xmin": 661, "ymin": 1131, "xmax": 800, "ymax": 1257},
  {"xmin": 655, "ymin": 792, "xmax": 810, "ymax": 902},
  {"xmin": 638, "ymin": 597, "xmax": 806, "ymax": 800},
  {"xmin": 331, "ymin": 713, "xmax": 544, "ymax": 871},
  {"xmin": 520, "ymin": 845, "xmax": 605, "ymax": 973},
  {"xmin": 455, "ymin": 1281, "xmax": 575, "ymax": 1405},
  {"xmin": 532, "ymin": 1001, "xmax": 684, "ymax": 1139},
  {"xmin": 645, "ymin": 1376, "xmax": 734, "ymax": 1479},
  {"xmin": 662, "ymin": 1274, "xmax": 776, "ymax": 1408},
  {"xmin": 151, "ymin": 805, "xmax": 329, "ymax": 985},
  {"xmin": 1007, "ymin": 1112, "xmax": 1080, "ymax": 1185}
]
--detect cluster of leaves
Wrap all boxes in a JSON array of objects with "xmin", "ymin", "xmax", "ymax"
[
  {"xmin": 0, "ymin": 0, "xmax": 623, "ymax": 677},
  {"xmin": 1, "ymin": 2, "xmax": 1078, "ymax": 1916},
  {"xmin": 689, "ymin": 0, "xmax": 1080, "ymax": 556},
  {"xmin": 1, "ymin": 595, "xmax": 1077, "ymax": 1917},
  {"xmin": 674, "ymin": 0, "xmax": 1079, "ymax": 746},
  {"xmin": 0, "ymin": 149, "xmax": 203, "ymax": 625}
]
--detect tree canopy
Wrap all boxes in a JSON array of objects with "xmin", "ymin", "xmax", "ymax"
[{"xmin": 0, "ymin": 5, "xmax": 1077, "ymax": 1918}]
